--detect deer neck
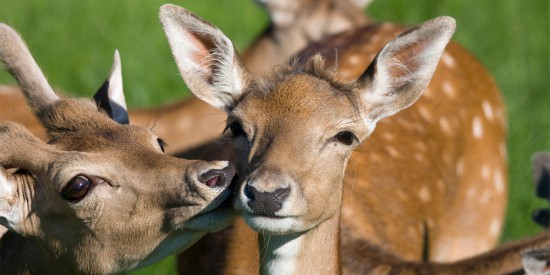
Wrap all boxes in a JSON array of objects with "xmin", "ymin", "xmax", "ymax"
[
  {"xmin": 258, "ymin": 212, "xmax": 341, "ymax": 275},
  {"xmin": 1, "ymin": 231, "xmax": 68, "ymax": 274}
]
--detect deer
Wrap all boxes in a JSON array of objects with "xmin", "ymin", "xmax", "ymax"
[
  {"xmin": 242, "ymin": 0, "xmax": 372, "ymax": 76},
  {"xmin": 0, "ymin": 23, "xmax": 238, "ymax": 274},
  {"xmin": 0, "ymin": 0, "xmax": 372, "ymax": 155},
  {"xmin": 160, "ymin": 6, "xmax": 550, "ymax": 274},
  {"xmin": 158, "ymin": 4, "xmax": 508, "ymax": 274}
]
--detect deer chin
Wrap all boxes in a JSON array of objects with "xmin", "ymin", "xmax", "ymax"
[{"xmin": 240, "ymin": 212, "xmax": 309, "ymax": 235}]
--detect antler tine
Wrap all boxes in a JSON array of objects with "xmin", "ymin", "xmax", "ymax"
[{"xmin": 0, "ymin": 23, "xmax": 59, "ymax": 112}]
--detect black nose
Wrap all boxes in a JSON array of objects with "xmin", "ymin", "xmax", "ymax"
[{"xmin": 245, "ymin": 184, "xmax": 290, "ymax": 216}]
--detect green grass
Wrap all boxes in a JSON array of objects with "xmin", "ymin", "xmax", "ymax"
[{"xmin": 0, "ymin": 0, "xmax": 548, "ymax": 273}]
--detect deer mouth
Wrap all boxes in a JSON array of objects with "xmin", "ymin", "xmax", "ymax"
[{"xmin": 242, "ymin": 213, "xmax": 302, "ymax": 234}]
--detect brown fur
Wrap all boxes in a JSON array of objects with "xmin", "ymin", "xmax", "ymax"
[
  {"xmin": 0, "ymin": 23, "xmax": 235, "ymax": 274},
  {"xmin": 0, "ymin": 0, "xmax": 370, "ymax": 155},
  {"xmin": 158, "ymin": 6, "xmax": 511, "ymax": 274},
  {"xmin": 243, "ymin": 0, "xmax": 370, "ymax": 76}
]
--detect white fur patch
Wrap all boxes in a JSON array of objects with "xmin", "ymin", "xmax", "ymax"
[
  {"xmin": 418, "ymin": 106, "xmax": 432, "ymax": 121},
  {"xmin": 347, "ymin": 54, "xmax": 361, "ymax": 65},
  {"xmin": 262, "ymin": 235, "xmax": 301, "ymax": 275},
  {"xmin": 472, "ymin": 117, "xmax": 483, "ymax": 139},
  {"xmin": 493, "ymin": 169, "xmax": 505, "ymax": 193},
  {"xmin": 482, "ymin": 100, "xmax": 494, "ymax": 120},
  {"xmin": 386, "ymin": 146, "xmax": 400, "ymax": 158},
  {"xmin": 418, "ymin": 186, "xmax": 431, "ymax": 202},
  {"xmin": 442, "ymin": 81, "xmax": 456, "ymax": 98},
  {"xmin": 481, "ymin": 165, "xmax": 490, "ymax": 180},
  {"xmin": 439, "ymin": 117, "xmax": 452, "ymax": 135},
  {"xmin": 489, "ymin": 219, "xmax": 502, "ymax": 236},
  {"xmin": 441, "ymin": 53, "xmax": 456, "ymax": 68}
]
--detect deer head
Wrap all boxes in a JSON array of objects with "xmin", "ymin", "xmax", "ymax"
[
  {"xmin": 159, "ymin": 4, "xmax": 454, "ymax": 236},
  {"xmin": 0, "ymin": 23, "xmax": 235, "ymax": 274}
]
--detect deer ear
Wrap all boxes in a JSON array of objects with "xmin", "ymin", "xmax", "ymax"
[
  {"xmin": 93, "ymin": 50, "xmax": 129, "ymax": 124},
  {"xmin": 159, "ymin": 4, "xmax": 252, "ymax": 111},
  {"xmin": 0, "ymin": 167, "xmax": 22, "ymax": 233},
  {"xmin": 355, "ymin": 16, "xmax": 455, "ymax": 126},
  {"xmin": 533, "ymin": 152, "xmax": 550, "ymax": 199},
  {"xmin": 0, "ymin": 122, "xmax": 60, "ymax": 233},
  {"xmin": 0, "ymin": 23, "xmax": 60, "ymax": 112}
]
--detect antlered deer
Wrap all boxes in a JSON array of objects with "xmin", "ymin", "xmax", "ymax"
[
  {"xmin": 0, "ymin": 23, "xmax": 236, "ymax": 274},
  {"xmin": 159, "ymin": 4, "xmax": 508, "ymax": 274}
]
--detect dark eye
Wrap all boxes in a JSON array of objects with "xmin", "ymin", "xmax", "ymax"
[
  {"xmin": 332, "ymin": 131, "xmax": 357, "ymax": 146},
  {"xmin": 228, "ymin": 121, "xmax": 246, "ymax": 138},
  {"xmin": 61, "ymin": 175, "xmax": 92, "ymax": 201},
  {"xmin": 157, "ymin": 138, "xmax": 166, "ymax": 153}
]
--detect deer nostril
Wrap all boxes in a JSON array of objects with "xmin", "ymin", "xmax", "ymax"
[
  {"xmin": 245, "ymin": 185, "xmax": 291, "ymax": 216},
  {"xmin": 273, "ymin": 187, "xmax": 290, "ymax": 201},
  {"xmin": 199, "ymin": 169, "xmax": 228, "ymax": 188},
  {"xmin": 244, "ymin": 184, "xmax": 257, "ymax": 200}
]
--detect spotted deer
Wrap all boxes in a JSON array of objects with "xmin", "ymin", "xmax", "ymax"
[
  {"xmin": 159, "ymin": 4, "xmax": 508, "ymax": 273},
  {"xmin": 242, "ymin": 0, "xmax": 371, "ymax": 76},
  {"xmin": 0, "ymin": 0, "xmax": 373, "ymax": 155},
  {"xmin": 0, "ymin": 23, "xmax": 237, "ymax": 274}
]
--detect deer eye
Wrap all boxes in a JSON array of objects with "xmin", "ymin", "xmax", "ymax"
[
  {"xmin": 332, "ymin": 131, "xmax": 357, "ymax": 146},
  {"xmin": 227, "ymin": 121, "xmax": 246, "ymax": 138},
  {"xmin": 157, "ymin": 138, "xmax": 166, "ymax": 153},
  {"xmin": 61, "ymin": 175, "xmax": 92, "ymax": 201}
]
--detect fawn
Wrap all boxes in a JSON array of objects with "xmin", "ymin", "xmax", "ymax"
[{"xmin": 160, "ymin": 4, "xmax": 508, "ymax": 273}]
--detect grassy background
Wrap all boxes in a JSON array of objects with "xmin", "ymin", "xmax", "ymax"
[{"xmin": 0, "ymin": 0, "xmax": 548, "ymax": 273}]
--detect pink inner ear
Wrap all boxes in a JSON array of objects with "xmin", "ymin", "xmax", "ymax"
[
  {"xmin": 185, "ymin": 30, "xmax": 213, "ymax": 71},
  {"xmin": 386, "ymin": 40, "xmax": 429, "ymax": 81}
]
